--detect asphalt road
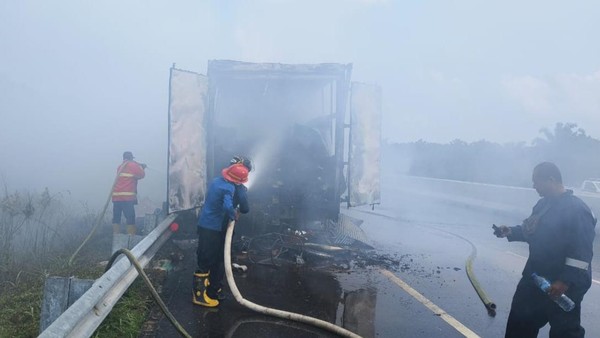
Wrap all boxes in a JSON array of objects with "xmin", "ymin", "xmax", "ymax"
[
  {"xmin": 148, "ymin": 177, "xmax": 600, "ymax": 338},
  {"xmin": 344, "ymin": 178, "xmax": 600, "ymax": 337}
]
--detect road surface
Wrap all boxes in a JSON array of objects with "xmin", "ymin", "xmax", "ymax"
[{"xmin": 148, "ymin": 177, "xmax": 600, "ymax": 337}]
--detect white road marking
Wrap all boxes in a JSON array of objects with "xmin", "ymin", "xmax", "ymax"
[
  {"xmin": 506, "ymin": 251, "xmax": 600, "ymax": 285},
  {"xmin": 505, "ymin": 251, "xmax": 526, "ymax": 259},
  {"xmin": 380, "ymin": 269, "xmax": 481, "ymax": 338}
]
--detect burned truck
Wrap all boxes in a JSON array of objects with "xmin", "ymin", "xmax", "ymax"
[{"xmin": 167, "ymin": 60, "xmax": 381, "ymax": 241}]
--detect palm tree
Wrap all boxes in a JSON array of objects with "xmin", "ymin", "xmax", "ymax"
[
  {"xmin": 533, "ymin": 122, "xmax": 589, "ymax": 147},
  {"xmin": 533, "ymin": 122, "xmax": 600, "ymax": 186}
]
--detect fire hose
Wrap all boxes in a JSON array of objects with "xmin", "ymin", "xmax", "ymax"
[
  {"xmin": 68, "ymin": 164, "xmax": 125, "ymax": 265},
  {"xmin": 224, "ymin": 220, "xmax": 362, "ymax": 338},
  {"xmin": 106, "ymin": 249, "xmax": 192, "ymax": 338},
  {"xmin": 465, "ymin": 239, "xmax": 497, "ymax": 317},
  {"xmin": 103, "ymin": 221, "xmax": 361, "ymax": 338},
  {"xmin": 69, "ymin": 161, "xmax": 148, "ymax": 265},
  {"xmin": 355, "ymin": 209, "xmax": 496, "ymax": 317},
  {"xmin": 434, "ymin": 228, "xmax": 497, "ymax": 317}
]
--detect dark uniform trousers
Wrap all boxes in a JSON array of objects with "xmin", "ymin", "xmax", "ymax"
[
  {"xmin": 196, "ymin": 226, "xmax": 226, "ymax": 298},
  {"xmin": 506, "ymin": 278, "xmax": 585, "ymax": 338},
  {"xmin": 112, "ymin": 200, "xmax": 136, "ymax": 225}
]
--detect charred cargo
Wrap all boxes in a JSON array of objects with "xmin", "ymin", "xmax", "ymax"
[{"xmin": 167, "ymin": 60, "xmax": 381, "ymax": 239}]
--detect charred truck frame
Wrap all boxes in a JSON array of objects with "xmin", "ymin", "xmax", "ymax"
[{"xmin": 167, "ymin": 60, "xmax": 381, "ymax": 238}]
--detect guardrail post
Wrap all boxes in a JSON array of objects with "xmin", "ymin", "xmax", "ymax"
[
  {"xmin": 142, "ymin": 213, "xmax": 159, "ymax": 234},
  {"xmin": 39, "ymin": 213, "xmax": 177, "ymax": 338},
  {"xmin": 39, "ymin": 277, "xmax": 94, "ymax": 333},
  {"xmin": 112, "ymin": 234, "xmax": 144, "ymax": 256}
]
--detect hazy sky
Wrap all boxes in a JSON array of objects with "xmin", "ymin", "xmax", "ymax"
[{"xmin": 1, "ymin": 0, "xmax": 599, "ymax": 206}]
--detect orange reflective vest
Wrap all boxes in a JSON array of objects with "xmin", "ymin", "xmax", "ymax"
[{"xmin": 112, "ymin": 161, "xmax": 145, "ymax": 202}]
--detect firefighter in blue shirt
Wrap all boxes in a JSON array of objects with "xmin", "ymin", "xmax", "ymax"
[
  {"xmin": 193, "ymin": 159, "xmax": 250, "ymax": 307},
  {"xmin": 495, "ymin": 162, "xmax": 596, "ymax": 338}
]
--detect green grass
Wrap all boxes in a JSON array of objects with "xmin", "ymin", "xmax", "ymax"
[
  {"xmin": 92, "ymin": 279, "xmax": 153, "ymax": 338},
  {"xmin": 0, "ymin": 282, "xmax": 42, "ymax": 338},
  {"xmin": 0, "ymin": 259, "xmax": 154, "ymax": 338}
]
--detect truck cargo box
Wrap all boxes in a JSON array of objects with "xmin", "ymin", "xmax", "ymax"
[{"xmin": 167, "ymin": 60, "xmax": 381, "ymax": 237}]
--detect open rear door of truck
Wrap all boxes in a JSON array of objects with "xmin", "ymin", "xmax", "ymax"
[
  {"xmin": 167, "ymin": 67, "xmax": 208, "ymax": 213},
  {"xmin": 347, "ymin": 82, "xmax": 382, "ymax": 208}
]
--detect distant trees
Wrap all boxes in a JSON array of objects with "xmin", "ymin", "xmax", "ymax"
[
  {"xmin": 385, "ymin": 122, "xmax": 600, "ymax": 188},
  {"xmin": 533, "ymin": 123, "xmax": 600, "ymax": 186}
]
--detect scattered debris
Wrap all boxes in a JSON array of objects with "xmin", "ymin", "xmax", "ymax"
[
  {"xmin": 151, "ymin": 259, "xmax": 174, "ymax": 272},
  {"xmin": 232, "ymin": 263, "xmax": 248, "ymax": 273},
  {"xmin": 172, "ymin": 239, "xmax": 197, "ymax": 251}
]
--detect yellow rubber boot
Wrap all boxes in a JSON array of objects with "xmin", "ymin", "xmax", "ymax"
[
  {"xmin": 126, "ymin": 224, "xmax": 136, "ymax": 235},
  {"xmin": 205, "ymin": 277, "xmax": 226, "ymax": 301},
  {"xmin": 192, "ymin": 272, "xmax": 219, "ymax": 307},
  {"xmin": 112, "ymin": 223, "xmax": 121, "ymax": 234}
]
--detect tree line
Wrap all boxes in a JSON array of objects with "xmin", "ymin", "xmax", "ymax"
[{"xmin": 384, "ymin": 122, "xmax": 600, "ymax": 188}]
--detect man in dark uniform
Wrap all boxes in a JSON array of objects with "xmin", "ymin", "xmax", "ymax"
[
  {"xmin": 495, "ymin": 162, "xmax": 596, "ymax": 338},
  {"xmin": 192, "ymin": 161, "xmax": 250, "ymax": 307}
]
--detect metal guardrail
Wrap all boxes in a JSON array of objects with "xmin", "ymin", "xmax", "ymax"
[{"xmin": 38, "ymin": 213, "xmax": 178, "ymax": 338}]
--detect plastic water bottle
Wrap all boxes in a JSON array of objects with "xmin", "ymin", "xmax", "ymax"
[{"xmin": 531, "ymin": 273, "xmax": 575, "ymax": 312}]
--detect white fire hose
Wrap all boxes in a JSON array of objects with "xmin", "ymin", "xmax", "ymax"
[{"xmin": 224, "ymin": 220, "xmax": 362, "ymax": 338}]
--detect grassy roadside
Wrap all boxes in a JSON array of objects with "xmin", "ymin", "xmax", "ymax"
[
  {"xmin": 0, "ymin": 281, "xmax": 43, "ymax": 338},
  {"xmin": 0, "ymin": 189, "xmax": 173, "ymax": 338},
  {"xmin": 92, "ymin": 279, "xmax": 154, "ymax": 338},
  {"xmin": 0, "ymin": 257, "xmax": 155, "ymax": 338}
]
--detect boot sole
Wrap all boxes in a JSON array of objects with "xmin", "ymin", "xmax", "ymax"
[{"xmin": 192, "ymin": 292, "xmax": 219, "ymax": 307}]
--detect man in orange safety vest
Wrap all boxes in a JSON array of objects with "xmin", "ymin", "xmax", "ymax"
[{"xmin": 112, "ymin": 151, "xmax": 146, "ymax": 234}]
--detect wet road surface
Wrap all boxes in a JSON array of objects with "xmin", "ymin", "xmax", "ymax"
[{"xmin": 147, "ymin": 177, "xmax": 600, "ymax": 337}]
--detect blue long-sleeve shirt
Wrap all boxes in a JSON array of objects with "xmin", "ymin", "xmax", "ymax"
[
  {"xmin": 198, "ymin": 177, "xmax": 249, "ymax": 231},
  {"xmin": 507, "ymin": 190, "xmax": 596, "ymax": 296},
  {"xmin": 234, "ymin": 184, "xmax": 250, "ymax": 214}
]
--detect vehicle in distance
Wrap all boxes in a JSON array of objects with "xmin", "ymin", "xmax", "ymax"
[{"xmin": 581, "ymin": 179, "xmax": 600, "ymax": 193}]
